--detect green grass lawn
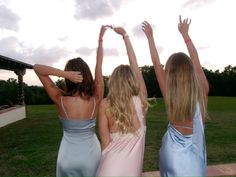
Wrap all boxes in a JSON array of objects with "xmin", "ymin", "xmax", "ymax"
[{"xmin": 0, "ymin": 97, "xmax": 236, "ymax": 176}]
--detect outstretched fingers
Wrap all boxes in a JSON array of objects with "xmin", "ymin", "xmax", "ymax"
[
  {"xmin": 142, "ymin": 21, "xmax": 150, "ymax": 31},
  {"xmin": 179, "ymin": 15, "xmax": 191, "ymax": 25},
  {"xmin": 178, "ymin": 15, "xmax": 191, "ymax": 35},
  {"xmin": 179, "ymin": 15, "xmax": 182, "ymax": 23},
  {"xmin": 142, "ymin": 21, "xmax": 153, "ymax": 38}
]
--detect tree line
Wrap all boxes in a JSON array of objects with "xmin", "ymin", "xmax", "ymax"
[{"xmin": 0, "ymin": 65, "xmax": 235, "ymax": 105}]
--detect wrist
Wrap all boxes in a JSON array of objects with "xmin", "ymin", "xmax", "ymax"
[
  {"xmin": 123, "ymin": 33, "xmax": 129, "ymax": 39},
  {"xmin": 184, "ymin": 38, "xmax": 191, "ymax": 44},
  {"xmin": 98, "ymin": 38, "xmax": 103, "ymax": 43},
  {"xmin": 57, "ymin": 69, "xmax": 63, "ymax": 78},
  {"xmin": 147, "ymin": 35, "xmax": 154, "ymax": 41},
  {"xmin": 182, "ymin": 33, "xmax": 190, "ymax": 39}
]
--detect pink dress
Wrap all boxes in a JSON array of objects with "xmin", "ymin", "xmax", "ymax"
[{"xmin": 96, "ymin": 96, "xmax": 146, "ymax": 177}]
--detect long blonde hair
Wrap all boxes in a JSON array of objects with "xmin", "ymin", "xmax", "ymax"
[
  {"xmin": 107, "ymin": 65, "xmax": 148, "ymax": 133},
  {"xmin": 164, "ymin": 52, "xmax": 207, "ymax": 122}
]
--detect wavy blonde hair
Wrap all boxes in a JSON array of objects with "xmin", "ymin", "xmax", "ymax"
[
  {"xmin": 164, "ymin": 52, "xmax": 207, "ymax": 122},
  {"xmin": 107, "ymin": 65, "xmax": 148, "ymax": 133}
]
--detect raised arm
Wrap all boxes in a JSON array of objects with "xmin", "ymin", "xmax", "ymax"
[
  {"xmin": 95, "ymin": 25, "xmax": 110, "ymax": 104},
  {"xmin": 33, "ymin": 64, "xmax": 82, "ymax": 104},
  {"xmin": 178, "ymin": 16, "xmax": 209, "ymax": 96},
  {"xmin": 142, "ymin": 21, "xmax": 165, "ymax": 97},
  {"xmin": 112, "ymin": 27, "xmax": 147, "ymax": 98}
]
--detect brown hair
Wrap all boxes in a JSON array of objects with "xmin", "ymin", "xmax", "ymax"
[{"xmin": 64, "ymin": 57, "xmax": 95, "ymax": 99}]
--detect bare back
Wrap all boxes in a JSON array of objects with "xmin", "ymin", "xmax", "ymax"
[
  {"xmin": 105, "ymin": 97, "xmax": 143, "ymax": 134},
  {"xmin": 57, "ymin": 96, "xmax": 96, "ymax": 120},
  {"xmin": 171, "ymin": 120, "xmax": 193, "ymax": 135}
]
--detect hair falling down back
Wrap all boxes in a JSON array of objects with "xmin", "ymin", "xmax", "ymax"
[{"xmin": 164, "ymin": 53, "xmax": 207, "ymax": 122}]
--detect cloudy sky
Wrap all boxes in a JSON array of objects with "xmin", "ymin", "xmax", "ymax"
[{"xmin": 0, "ymin": 0, "xmax": 236, "ymax": 86}]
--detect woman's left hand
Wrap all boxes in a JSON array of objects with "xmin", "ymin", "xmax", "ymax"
[
  {"xmin": 66, "ymin": 71, "xmax": 83, "ymax": 83},
  {"xmin": 112, "ymin": 26, "xmax": 127, "ymax": 37}
]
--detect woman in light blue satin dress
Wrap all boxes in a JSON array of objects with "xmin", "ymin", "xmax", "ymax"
[
  {"xmin": 34, "ymin": 26, "xmax": 109, "ymax": 177},
  {"xmin": 143, "ymin": 16, "xmax": 209, "ymax": 176}
]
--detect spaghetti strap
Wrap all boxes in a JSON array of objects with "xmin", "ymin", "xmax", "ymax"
[
  {"xmin": 133, "ymin": 96, "xmax": 145, "ymax": 127},
  {"xmin": 171, "ymin": 124, "xmax": 193, "ymax": 130},
  {"xmin": 61, "ymin": 96, "xmax": 69, "ymax": 119},
  {"xmin": 90, "ymin": 98, "xmax": 96, "ymax": 118}
]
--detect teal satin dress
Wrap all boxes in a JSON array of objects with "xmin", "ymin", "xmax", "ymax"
[
  {"xmin": 56, "ymin": 97, "xmax": 101, "ymax": 177},
  {"xmin": 160, "ymin": 103, "xmax": 206, "ymax": 176}
]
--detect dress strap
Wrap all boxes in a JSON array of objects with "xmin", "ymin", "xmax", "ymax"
[
  {"xmin": 171, "ymin": 124, "xmax": 193, "ymax": 130},
  {"xmin": 133, "ymin": 96, "xmax": 145, "ymax": 126},
  {"xmin": 90, "ymin": 98, "xmax": 96, "ymax": 118},
  {"xmin": 61, "ymin": 96, "xmax": 69, "ymax": 119}
]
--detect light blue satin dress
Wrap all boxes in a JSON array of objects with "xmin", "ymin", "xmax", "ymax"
[
  {"xmin": 160, "ymin": 103, "xmax": 206, "ymax": 177},
  {"xmin": 56, "ymin": 97, "xmax": 101, "ymax": 177}
]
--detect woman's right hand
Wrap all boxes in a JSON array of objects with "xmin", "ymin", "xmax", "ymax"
[
  {"xmin": 99, "ymin": 25, "xmax": 111, "ymax": 41},
  {"xmin": 178, "ymin": 15, "xmax": 191, "ymax": 38},
  {"xmin": 142, "ymin": 21, "xmax": 153, "ymax": 39}
]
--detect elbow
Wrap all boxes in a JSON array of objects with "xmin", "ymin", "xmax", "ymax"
[
  {"xmin": 33, "ymin": 64, "xmax": 39, "ymax": 73},
  {"xmin": 205, "ymin": 84, "xmax": 209, "ymax": 96},
  {"xmin": 101, "ymin": 141, "xmax": 110, "ymax": 151}
]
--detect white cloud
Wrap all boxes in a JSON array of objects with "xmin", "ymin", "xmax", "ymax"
[
  {"xmin": 28, "ymin": 46, "xmax": 70, "ymax": 65},
  {"xmin": 76, "ymin": 47, "xmax": 94, "ymax": 56},
  {"xmin": 0, "ymin": 36, "xmax": 19, "ymax": 52},
  {"xmin": 74, "ymin": 0, "xmax": 127, "ymax": 20},
  {"xmin": 0, "ymin": 36, "xmax": 26, "ymax": 61},
  {"xmin": 104, "ymin": 48, "xmax": 119, "ymax": 56},
  {"xmin": 132, "ymin": 24, "xmax": 144, "ymax": 38},
  {"xmin": 0, "ymin": 5, "xmax": 20, "ymax": 32},
  {"xmin": 58, "ymin": 36, "xmax": 69, "ymax": 42},
  {"xmin": 0, "ymin": 36, "xmax": 70, "ymax": 65},
  {"xmin": 183, "ymin": 0, "xmax": 216, "ymax": 9},
  {"xmin": 1, "ymin": 0, "xmax": 236, "ymax": 85},
  {"xmin": 132, "ymin": 23, "xmax": 158, "ymax": 38},
  {"xmin": 76, "ymin": 46, "xmax": 119, "ymax": 57}
]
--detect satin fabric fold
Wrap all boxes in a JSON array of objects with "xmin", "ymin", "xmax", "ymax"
[
  {"xmin": 160, "ymin": 103, "xmax": 206, "ymax": 177},
  {"xmin": 96, "ymin": 96, "xmax": 146, "ymax": 177},
  {"xmin": 56, "ymin": 118, "xmax": 101, "ymax": 177}
]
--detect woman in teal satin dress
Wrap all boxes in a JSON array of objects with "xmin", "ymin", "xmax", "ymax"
[
  {"xmin": 143, "ymin": 16, "xmax": 209, "ymax": 176},
  {"xmin": 33, "ymin": 26, "xmax": 109, "ymax": 177}
]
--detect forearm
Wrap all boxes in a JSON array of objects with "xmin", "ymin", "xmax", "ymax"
[
  {"xmin": 34, "ymin": 64, "xmax": 66, "ymax": 78},
  {"xmin": 95, "ymin": 41, "xmax": 103, "ymax": 76},
  {"xmin": 182, "ymin": 34, "xmax": 201, "ymax": 66},
  {"xmin": 124, "ymin": 36, "xmax": 147, "ymax": 96},
  {"xmin": 95, "ymin": 40, "xmax": 104, "ymax": 100},
  {"xmin": 123, "ymin": 36, "xmax": 138, "ymax": 67},
  {"xmin": 101, "ymin": 140, "xmax": 110, "ymax": 151},
  {"xmin": 182, "ymin": 35, "xmax": 209, "ymax": 94},
  {"xmin": 148, "ymin": 37, "xmax": 162, "ymax": 70}
]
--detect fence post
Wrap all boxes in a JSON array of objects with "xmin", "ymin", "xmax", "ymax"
[{"xmin": 14, "ymin": 69, "xmax": 26, "ymax": 105}]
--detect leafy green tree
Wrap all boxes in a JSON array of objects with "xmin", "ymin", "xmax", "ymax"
[
  {"xmin": 140, "ymin": 65, "xmax": 161, "ymax": 97},
  {"xmin": 0, "ymin": 78, "xmax": 18, "ymax": 105}
]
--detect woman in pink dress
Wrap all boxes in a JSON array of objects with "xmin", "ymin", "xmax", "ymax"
[{"xmin": 96, "ymin": 27, "xmax": 148, "ymax": 177}]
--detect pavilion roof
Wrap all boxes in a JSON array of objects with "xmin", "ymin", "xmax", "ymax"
[{"xmin": 0, "ymin": 55, "xmax": 33, "ymax": 71}]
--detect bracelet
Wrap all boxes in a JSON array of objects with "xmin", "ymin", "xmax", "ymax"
[
  {"xmin": 123, "ymin": 33, "xmax": 129, "ymax": 39},
  {"xmin": 185, "ymin": 38, "xmax": 191, "ymax": 44}
]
